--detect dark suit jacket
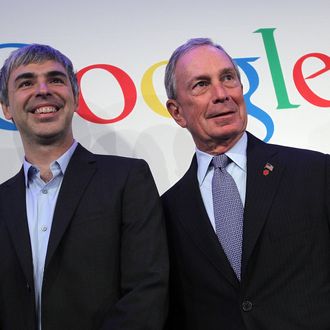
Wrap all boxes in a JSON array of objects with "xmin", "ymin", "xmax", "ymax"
[
  {"xmin": 162, "ymin": 132, "xmax": 330, "ymax": 330},
  {"xmin": 0, "ymin": 144, "xmax": 169, "ymax": 330}
]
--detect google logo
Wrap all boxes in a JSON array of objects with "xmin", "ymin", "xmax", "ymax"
[{"xmin": 1, "ymin": 28, "xmax": 329, "ymax": 142}]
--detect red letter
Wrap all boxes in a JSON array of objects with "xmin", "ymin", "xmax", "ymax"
[
  {"xmin": 293, "ymin": 53, "xmax": 330, "ymax": 107},
  {"xmin": 76, "ymin": 64, "xmax": 137, "ymax": 123}
]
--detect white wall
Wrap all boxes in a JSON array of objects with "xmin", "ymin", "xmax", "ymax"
[{"xmin": 0, "ymin": 0, "xmax": 329, "ymax": 194}]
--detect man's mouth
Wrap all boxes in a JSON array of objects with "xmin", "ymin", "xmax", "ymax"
[
  {"xmin": 33, "ymin": 106, "xmax": 59, "ymax": 114},
  {"xmin": 208, "ymin": 110, "xmax": 234, "ymax": 119}
]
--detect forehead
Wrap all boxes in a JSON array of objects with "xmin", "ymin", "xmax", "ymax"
[
  {"xmin": 175, "ymin": 45, "xmax": 234, "ymax": 78},
  {"xmin": 9, "ymin": 60, "xmax": 67, "ymax": 82}
]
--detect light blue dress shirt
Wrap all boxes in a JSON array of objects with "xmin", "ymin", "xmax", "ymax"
[
  {"xmin": 23, "ymin": 141, "xmax": 77, "ymax": 329},
  {"xmin": 196, "ymin": 132, "xmax": 247, "ymax": 231}
]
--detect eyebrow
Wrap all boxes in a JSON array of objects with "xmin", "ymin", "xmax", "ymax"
[
  {"xmin": 221, "ymin": 67, "xmax": 237, "ymax": 75},
  {"xmin": 187, "ymin": 67, "xmax": 238, "ymax": 86},
  {"xmin": 14, "ymin": 70, "xmax": 68, "ymax": 84}
]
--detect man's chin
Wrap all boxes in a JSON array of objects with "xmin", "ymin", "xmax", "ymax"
[
  {"xmin": 34, "ymin": 131, "xmax": 65, "ymax": 145},
  {"xmin": 213, "ymin": 125, "xmax": 245, "ymax": 141}
]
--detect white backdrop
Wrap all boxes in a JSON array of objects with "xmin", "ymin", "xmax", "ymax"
[{"xmin": 0, "ymin": 0, "xmax": 329, "ymax": 194}]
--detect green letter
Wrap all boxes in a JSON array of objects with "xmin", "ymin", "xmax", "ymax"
[{"xmin": 255, "ymin": 28, "xmax": 299, "ymax": 109}]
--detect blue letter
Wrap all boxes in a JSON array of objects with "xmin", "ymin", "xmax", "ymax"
[{"xmin": 234, "ymin": 57, "xmax": 274, "ymax": 142}]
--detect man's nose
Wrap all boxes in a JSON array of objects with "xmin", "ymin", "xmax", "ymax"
[
  {"xmin": 212, "ymin": 83, "xmax": 229, "ymax": 104},
  {"xmin": 35, "ymin": 82, "xmax": 51, "ymax": 96}
]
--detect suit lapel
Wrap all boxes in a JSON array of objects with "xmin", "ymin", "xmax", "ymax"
[
  {"xmin": 1, "ymin": 169, "xmax": 34, "ymax": 287},
  {"xmin": 241, "ymin": 133, "xmax": 284, "ymax": 277},
  {"xmin": 175, "ymin": 156, "xmax": 239, "ymax": 288},
  {"xmin": 44, "ymin": 144, "xmax": 97, "ymax": 269}
]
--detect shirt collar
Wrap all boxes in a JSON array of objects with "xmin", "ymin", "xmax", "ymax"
[
  {"xmin": 196, "ymin": 132, "xmax": 247, "ymax": 186},
  {"xmin": 23, "ymin": 140, "xmax": 78, "ymax": 187}
]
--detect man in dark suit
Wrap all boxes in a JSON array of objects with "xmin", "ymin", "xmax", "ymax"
[
  {"xmin": 0, "ymin": 44, "xmax": 168, "ymax": 330},
  {"xmin": 162, "ymin": 37, "xmax": 330, "ymax": 329}
]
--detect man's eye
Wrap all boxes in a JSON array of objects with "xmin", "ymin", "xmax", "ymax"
[
  {"xmin": 221, "ymin": 73, "xmax": 240, "ymax": 87},
  {"xmin": 50, "ymin": 78, "xmax": 64, "ymax": 84},
  {"xmin": 223, "ymin": 74, "xmax": 234, "ymax": 81},
  {"xmin": 18, "ymin": 81, "xmax": 32, "ymax": 88},
  {"xmin": 193, "ymin": 81, "xmax": 208, "ymax": 89}
]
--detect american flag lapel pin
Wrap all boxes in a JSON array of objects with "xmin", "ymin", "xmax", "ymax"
[{"xmin": 263, "ymin": 163, "xmax": 274, "ymax": 176}]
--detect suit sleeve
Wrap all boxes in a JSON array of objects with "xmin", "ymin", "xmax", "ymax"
[
  {"xmin": 327, "ymin": 154, "xmax": 330, "ymax": 225},
  {"xmin": 99, "ymin": 159, "xmax": 169, "ymax": 330}
]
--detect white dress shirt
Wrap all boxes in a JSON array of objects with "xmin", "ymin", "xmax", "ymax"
[{"xmin": 196, "ymin": 132, "xmax": 247, "ymax": 231}]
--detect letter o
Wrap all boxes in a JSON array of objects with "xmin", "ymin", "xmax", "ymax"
[
  {"xmin": 76, "ymin": 64, "xmax": 137, "ymax": 123},
  {"xmin": 141, "ymin": 60, "xmax": 170, "ymax": 118}
]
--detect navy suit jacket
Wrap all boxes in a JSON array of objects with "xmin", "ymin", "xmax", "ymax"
[
  {"xmin": 162, "ymin": 132, "xmax": 330, "ymax": 330},
  {"xmin": 0, "ymin": 144, "xmax": 169, "ymax": 330}
]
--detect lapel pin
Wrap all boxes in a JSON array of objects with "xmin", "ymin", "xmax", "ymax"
[{"xmin": 263, "ymin": 163, "xmax": 274, "ymax": 176}]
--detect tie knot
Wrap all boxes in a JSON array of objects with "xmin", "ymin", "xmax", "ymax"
[{"xmin": 212, "ymin": 154, "xmax": 229, "ymax": 170}]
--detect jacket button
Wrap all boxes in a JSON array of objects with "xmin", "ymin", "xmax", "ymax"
[
  {"xmin": 242, "ymin": 300, "xmax": 253, "ymax": 312},
  {"xmin": 26, "ymin": 283, "xmax": 31, "ymax": 292}
]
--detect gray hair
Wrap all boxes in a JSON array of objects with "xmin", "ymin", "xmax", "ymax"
[
  {"xmin": 0, "ymin": 44, "xmax": 79, "ymax": 106},
  {"xmin": 164, "ymin": 38, "xmax": 241, "ymax": 99}
]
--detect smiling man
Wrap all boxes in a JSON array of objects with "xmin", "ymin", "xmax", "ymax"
[
  {"xmin": 0, "ymin": 44, "xmax": 168, "ymax": 330},
  {"xmin": 162, "ymin": 38, "xmax": 330, "ymax": 330}
]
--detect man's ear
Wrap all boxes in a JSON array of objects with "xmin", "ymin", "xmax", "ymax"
[
  {"xmin": 1, "ymin": 103, "xmax": 13, "ymax": 120},
  {"xmin": 166, "ymin": 99, "xmax": 187, "ymax": 128}
]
